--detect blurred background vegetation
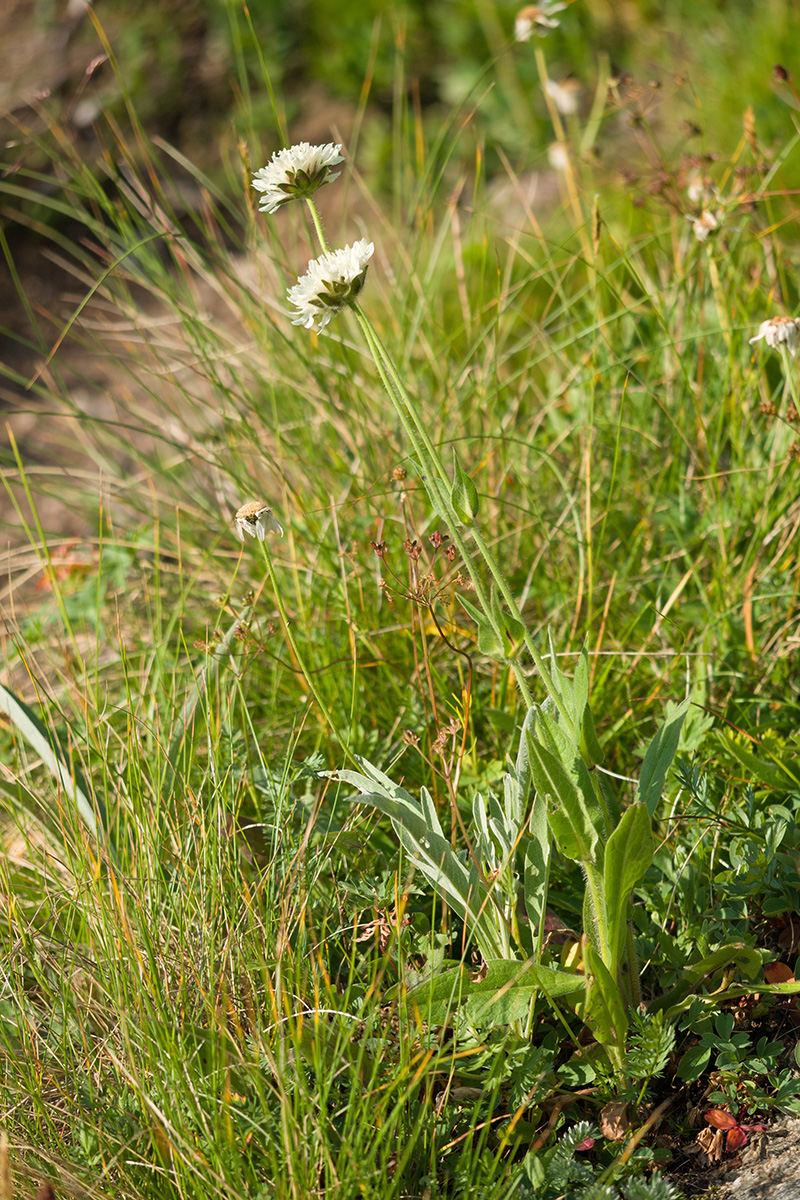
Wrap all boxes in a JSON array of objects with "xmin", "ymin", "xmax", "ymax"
[{"xmin": 4, "ymin": 0, "xmax": 800, "ymax": 207}]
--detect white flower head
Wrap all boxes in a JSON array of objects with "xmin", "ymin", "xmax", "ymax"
[
  {"xmin": 251, "ymin": 142, "xmax": 344, "ymax": 215},
  {"xmin": 749, "ymin": 316, "xmax": 800, "ymax": 358},
  {"xmin": 515, "ymin": 2, "xmax": 567, "ymax": 41},
  {"xmin": 287, "ymin": 239, "xmax": 374, "ymax": 333},
  {"xmin": 686, "ymin": 171, "xmax": 717, "ymax": 207},
  {"xmin": 687, "ymin": 208, "xmax": 721, "ymax": 243},
  {"xmin": 545, "ymin": 78, "xmax": 581, "ymax": 115},
  {"xmin": 234, "ymin": 500, "xmax": 284, "ymax": 542},
  {"xmin": 547, "ymin": 141, "xmax": 570, "ymax": 172}
]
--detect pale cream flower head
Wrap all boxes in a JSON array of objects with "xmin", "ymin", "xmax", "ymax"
[
  {"xmin": 545, "ymin": 78, "xmax": 581, "ymax": 115},
  {"xmin": 287, "ymin": 239, "xmax": 374, "ymax": 333},
  {"xmin": 251, "ymin": 143, "xmax": 344, "ymax": 214},
  {"xmin": 688, "ymin": 208, "xmax": 721, "ymax": 243},
  {"xmin": 234, "ymin": 501, "xmax": 284, "ymax": 542},
  {"xmin": 515, "ymin": 2, "xmax": 567, "ymax": 41},
  {"xmin": 749, "ymin": 316, "xmax": 800, "ymax": 358}
]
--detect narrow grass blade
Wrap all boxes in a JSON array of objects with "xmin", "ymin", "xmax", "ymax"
[
  {"xmin": 162, "ymin": 604, "xmax": 252, "ymax": 797},
  {"xmin": 0, "ymin": 681, "xmax": 105, "ymax": 843}
]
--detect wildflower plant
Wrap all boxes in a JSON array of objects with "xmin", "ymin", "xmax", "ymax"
[{"xmin": 248, "ymin": 141, "xmax": 706, "ymax": 1070}]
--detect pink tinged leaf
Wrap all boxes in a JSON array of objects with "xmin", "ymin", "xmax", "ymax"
[
  {"xmin": 705, "ymin": 1109, "xmax": 738, "ymax": 1130},
  {"xmin": 726, "ymin": 1126, "xmax": 748, "ymax": 1152},
  {"xmin": 574, "ymin": 1136, "xmax": 595, "ymax": 1151}
]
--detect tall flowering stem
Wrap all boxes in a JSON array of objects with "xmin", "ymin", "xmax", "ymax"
[
  {"xmin": 355, "ymin": 304, "xmax": 576, "ymax": 718},
  {"xmin": 296, "ymin": 192, "xmax": 570, "ymax": 719}
]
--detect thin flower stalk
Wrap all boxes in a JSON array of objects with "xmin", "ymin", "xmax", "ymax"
[
  {"xmin": 354, "ymin": 304, "xmax": 572, "ymax": 717},
  {"xmin": 255, "ymin": 538, "xmax": 357, "ymax": 766}
]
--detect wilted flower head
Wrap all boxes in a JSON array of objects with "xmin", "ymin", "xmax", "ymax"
[
  {"xmin": 234, "ymin": 501, "xmax": 284, "ymax": 542},
  {"xmin": 515, "ymin": 2, "xmax": 567, "ymax": 41},
  {"xmin": 251, "ymin": 142, "xmax": 344, "ymax": 214},
  {"xmin": 287, "ymin": 239, "xmax": 374, "ymax": 333},
  {"xmin": 749, "ymin": 316, "xmax": 800, "ymax": 358}
]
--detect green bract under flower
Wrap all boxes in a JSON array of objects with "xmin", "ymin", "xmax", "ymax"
[
  {"xmin": 287, "ymin": 239, "xmax": 374, "ymax": 333},
  {"xmin": 251, "ymin": 142, "xmax": 344, "ymax": 214}
]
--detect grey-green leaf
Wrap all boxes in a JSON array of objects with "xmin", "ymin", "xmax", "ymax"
[
  {"xmin": 405, "ymin": 959, "xmax": 585, "ymax": 1026},
  {"xmin": 525, "ymin": 730, "xmax": 599, "ymax": 862}
]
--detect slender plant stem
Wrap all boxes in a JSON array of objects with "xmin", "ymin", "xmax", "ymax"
[
  {"xmin": 305, "ymin": 199, "xmax": 329, "ymax": 252},
  {"xmin": 353, "ymin": 306, "xmax": 537, "ymax": 708},
  {"xmin": 303, "ymin": 199, "xmax": 566, "ymax": 717},
  {"xmin": 258, "ymin": 539, "xmax": 357, "ymax": 766}
]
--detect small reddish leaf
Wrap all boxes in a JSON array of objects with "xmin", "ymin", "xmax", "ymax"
[
  {"xmin": 705, "ymin": 1108, "xmax": 738, "ymax": 1130},
  {"xmin": 764, "ymin": 962, "xmax": 795, "ymax": 985},
  {"xmin": 574, "ymin": 1136, "xmax": 595, "ymax": 1151},
  {"xmin": 726, "ymin": 1125, "xmax": 747, "ymax": 1151}
]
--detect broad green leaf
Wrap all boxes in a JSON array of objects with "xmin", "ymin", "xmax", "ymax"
[
  {"xmin": 489, "ymin": 588, "xmax": 525, "ymax": 658},
  {"xmin": 677, "ymin": 1044, "xmax": 712, "ymax": 1083},
  {"xmin": 533, "ymin": 703, "xmax": 579, "ymax": 763},
  {"xmin": 650, "ymin": 943, "xmax": 763, "ymax": 1013},
  {"xmin": 583, "ymin": 941, "xmax": 628, "ymax": 1054},
  {"xmin": 637, "ymin": 696, "xmax": 691, "ymax": 816},
  {"xmin": 665, "ymin": 979, "xmax": 800, "ymax": 1022},
  {"xmin": 603, "ymin": 803, "xmax": 653, "ymax": 976},
  {"xmin": 0, "ymin": 681, "xmax": 105, "ymax": 845},
  {"xmin": 335, "ymin": 760, "xmax": 506, "ymax": 960},
  {"xmin": 525, "ymin": 731, "xmax": 599, "ymax": 862},
  {"xmin": 451, "ymin": 449, "xmax": 480, "ymax": 524},
  {"xmin": 572, "ymin": 645, "xmax": 590, "ymax": 719},
  {"xmin": 580, "ymin": 703, "xmax": 605, "ymax": 768},
  {"xmin": 404, "ymin": 959, "xmax": 585, "ymax": 1027},
  {"xmin": 514, "ymin": 706, "xmax": 537, "ymax": 813}
]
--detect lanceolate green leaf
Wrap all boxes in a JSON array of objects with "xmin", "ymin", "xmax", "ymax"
[
  {"xmin": 335, "ymin": 759, "xmax": 506, "ymax": 960},
  {"xmin": 0, "ymin": 680, "xmax": 105, "ymax": 844},
  {"xmin": 584, "ymin": 942, "xmax": 628, "ymax": 1058},
  {"xmin": 603, "ymin": 802, "xmax": 653, "ymax": 976},
  {"xmin": 524, "ymin": 791, "xmax": 550, "ymax": 955},
  {"xmin": 455, "ymin": 593, "xmax": 504, "ymax": 659},
  {"xmin": 525, "ymin": 731, "xmax": 599, "ymax": 862},
  {"xmin": 637, "ymin": 696, "xmax": 691, "ymax": 816},
  {"xmin": 404, "ymin": 959, "xmax": 585, "ymax": 1027}
]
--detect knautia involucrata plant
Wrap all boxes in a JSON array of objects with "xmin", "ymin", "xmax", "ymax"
[{"xmin": 247, "ymin": 143, "xmax": 763, "ymax": 1071}]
